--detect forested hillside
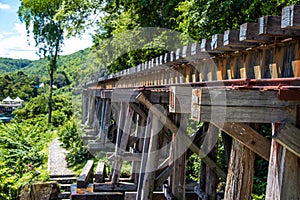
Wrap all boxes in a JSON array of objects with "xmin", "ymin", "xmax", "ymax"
[
  {"xmin": 0, "ymin": 58, "xmax": 32, "ymax": 74},
  {"xmin": 0, "ymin": 48, "xmax": 98, "ymax": 90}
]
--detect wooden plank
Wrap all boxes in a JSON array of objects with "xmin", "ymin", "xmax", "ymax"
[
  {"xmin": 191, "ymin": 88, "xmax": 297, "ymax": 123},
  {"xmin": 203, "ymin": 125, "xmax": 218, "ymax": 200},
  {"xmin": 201, "ymin": 38, "xmax": 212, "ymax": 52},
  {"xmin": 140, "ymin": 115, "xmax": 165, "ymax": 200},
  {"xmin": 112, "ymin": 105, "xmax": 134, "ymax": 185},
  {"xmin": 224, "ymin": 140, "xmax": 255, "ymax": 200},
  {"xmin": 71, "ymin": 192, "xmax": 123, "ymax": 200},
  {"xmin": 136, "ymin": 113, "xmax": 153, "ymax": 200},
  {"xmin": 240, "ymin": 22, "xmax": 271, "ymax": 42},
  {"xmin": 125, "ymin": 191, "xmax": 198, "ymax": 200},
  {"xmin": 137, "ymin": 93, "xmax": 227, "ymax": 180},
  {"xmin": 213, "ymin": 122, "xmax": 270, "ymax": 160},
  {"xmin": 266, "ymin": 123, "xmax": 300, "ymax": 200},
  {"xmin": 155, "ymin": 123, "xmax": 209, "ymax": 188},
  {"xmin": 292, "ymin": 60, "xmax": 300, "ymax": 77},
  {"xmin": 95, "ymin": 162, "xmax": 106, "ymax": 183},
  {"xmin": 77, "ymin": 160, "xmax": 94, "ymax": 188},
  {"xmin": 94, "ymin": 182, "xmax": 137, "ymax": 192},
  {"xmin": 169, "ymin": 86, "xmax": 192, "ymax": 113},
  {"xmin": 281, "ymin": 4, "xmax": 300, "ymax": 29},
  {"xmin": 211, "ymin": 34, "xmax": 224, "ymax": 50},
  {"xmin": 224, "ymin": 30, "xmax": 254, "ymax": 48},
  {"xmin": 192, "ymin": 105, "xmax": 290, "ymax": 123},
  {"xmin": 112, "ymin": 89, "xmax": 169, "ymax": 104},
  {"xmin": 101, "ymin": 90, "xmax": 112, "ymax": 99},
  {"xmin": 171, "ymin": 114, "xmax": 187, "ymax": 199},
  {"xmin": 259, "ymin": 15, "xmax": 300, "ymax": 36},
  {"xmin": 273, "ymin": 123, "xmax": 300, "ymax": 157},
  {"xmin": 191, "ymin": 88, "xmax": 299, "ymax": 107}
]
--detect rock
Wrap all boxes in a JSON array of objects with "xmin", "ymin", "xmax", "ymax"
[{"xmin": 20, "ymin": 182, "xmax": 60, "ymax": 200}]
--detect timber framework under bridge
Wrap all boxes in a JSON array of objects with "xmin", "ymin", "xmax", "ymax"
[{"xmin": 76, "ymin": 4, "xmax": 300, "ymax": 200}]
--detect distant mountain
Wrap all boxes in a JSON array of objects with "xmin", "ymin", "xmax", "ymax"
[
  {"xmin": 0, "ymin": 48, "xmax": 109, "ymax": 89},
  {"xmin": 0, "ymin": 58, "xmax": 33, "ymax": 73}
]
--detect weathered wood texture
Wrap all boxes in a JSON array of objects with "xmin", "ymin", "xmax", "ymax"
[
  {"xmin": 273, "ymin": 123, "xmax": 300, "ymax": 157},
  {"xmin": 266, "ymin": 123, "xmax": 300, "ymax": 200},
  {"xmin": 125, "ymin": 191, "xmax": 198, "ymax": 200},
  {"xmin": 136, "ymin": 113, "xmax": 153, "ymax": 200},
  {"xmin": 169, "ymin": 86, "xmax": 192, "ymax": 113},
  {"xmin": 112, "ymin": 104, "xmax": 134, "ymax": 185},
  {"xmin": 95, "ymin": 162, "xmax": 106, "ymax": 183},
  {"xmin": 171, "ymin": 114, "xmax": 187, "ymax": 199},
  {"xmin": 282, "ymin": 4, "xmax": 300, "ymax": 29},
  {"xmin": 112, "ymin": 89, "xmax": 169, "ymax": 104},
  {"xmin": 224, "ymin": 140, "xmax": 255, "ymax": 200},
  {"xmin": 137, "ymin": 93, "xmax": 227, "ymax": 180},
  {"xmin": 77, "ymin": 160, "xmax": 94, "ymax": 188},
  {"xmin": 140, "ymin": 115, "xmax": 165, "ymax": 200},
  {"xmin": 191, "ymin": 88, "xmax": 296, "ymax": 123},
  {"xmin": 259, "ymin": 15, "xmax": 300, "ymax": 36},
  {"xmin": 202, "ymin": 125, "xmax": 218, "ymax": 200},
  {"xmin": 71, "ymin": 192, "xmax": 123, "ymax": 200},
  {"xmin": 240, "ymin": 22, "xmax": 271, "ymax": 42},
  {"xmin": 213, "ymin": 122, "xmax": 270, "ymax": 160}
]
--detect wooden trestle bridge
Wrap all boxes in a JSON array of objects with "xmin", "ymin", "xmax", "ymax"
[{"xmin": 74, "ymin": 5, "xmax": 300, "ymax": 200}]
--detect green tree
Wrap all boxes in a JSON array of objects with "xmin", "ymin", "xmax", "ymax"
[{"xmin": 18, "ymin": 0, "xmax": 64, "ymax": 123}]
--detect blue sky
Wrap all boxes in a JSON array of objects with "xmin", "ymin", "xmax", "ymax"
[{"xmin": 0, "ymin": 0, "xmax": 93, "ymax": 60}]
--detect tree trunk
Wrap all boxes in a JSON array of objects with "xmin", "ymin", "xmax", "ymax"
[{"xmin": 48, "ymin": 65, "xmax": 54, "ymax": 124}]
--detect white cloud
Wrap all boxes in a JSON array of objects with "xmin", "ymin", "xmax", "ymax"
[
  {"xmin": 0, "ymin": 23, "xmax": 93, "ymax": 60},
  {"xmin": 0, "ymin": 3, "xmax": 10, "ymax": 10}
]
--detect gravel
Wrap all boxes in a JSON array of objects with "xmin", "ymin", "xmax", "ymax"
[{"xmin": 48, "ymin": 138, "xmax": 74, "ymax": 176}]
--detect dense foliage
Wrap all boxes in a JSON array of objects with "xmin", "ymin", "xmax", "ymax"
[
  {"xmin": 55, "ymin": 0, "xmax": 299, "ymax": 73},
  {"xmin": 0, "ymin": 121, "xmax": 53, "ymax": 199},
  {"xmin": 0, "ymin": 71, "xmax": 38, "ymax": 101},
  {"xmin": 0, "ymin": 58, "xmax": 32, "ymax": 74}
]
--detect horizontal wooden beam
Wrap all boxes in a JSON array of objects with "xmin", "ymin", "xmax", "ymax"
[
  {"xmin": 192, "ymin": 88, "xmax": 299, "ymax": 107},
  {"xmin": 259, "ymin": 15, "xmax": 300, "ymax": 36},
  {"xmin": 94, "ymin": 182, "xmax": 137, "ymax": 192},
  {"xmin": 112, "ymin": 89, "xmax": 169, "ymax": 104},
  {"xmin": 124, "ymin": 191, "xmax": 198, "ymax": 200},
  {"xmin": 71, "ymin": 192, "xmax": 123, "ymax": 200},
  {"xmin": 273, "ymin": 123, "xmax": 300, "ymax": 157},
  {"xmin": 240, "ymin": 22, "xmax": 271, "ymax": 42},
  {"xmin": 192, "ymin": 105, "xmax": 292, "ymax": 123},
  {"xmin": 191, "ymin": 88, "xmax": 297, "ymax": 123},
  {"xmin": 213, "ymin": 122, "xmax": 270, "ymax": 160}
]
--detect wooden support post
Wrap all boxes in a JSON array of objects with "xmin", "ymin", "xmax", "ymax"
[
  {"xmin": 202, "ymin": 125, "xmax": 218, "ymax": 200},
  {"xmin": 137, "ymin": 93, "xmax": 227, "ymax": 181},
  {"xmin": 136, "ymin": 113, "xmax": 153, "ymax": 200},
  {"xmin": 170, "ymin": 114, "xmax": 187, "ymax": 199},
  {"xmin": 82, "ymin": 90, "xmax": 88, "ymax": 125},
  {"xmin": 131, "ymin": 113, "xmax": 144, "ymax": 184},
  {"xmin": 224, "ymin": 139, "xmax": 255, "ymax": 200},
  {"xmin": 111, "ymin": 103, "xmax": 134, "ymax": 185},
  {"xmin": 221, "ymin": 132, "xmax": 232, "ymax": 166},
  {"xmin": 265, "ymin": 122, "xmax": 300, "ymax": 200},
  {"xmin": 140, "ymin": 114, "xmax": 164, "ymax": 200},
  {"xmin": 98, "ymin": 99, "xmax": 106, "ymax": 141}
]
